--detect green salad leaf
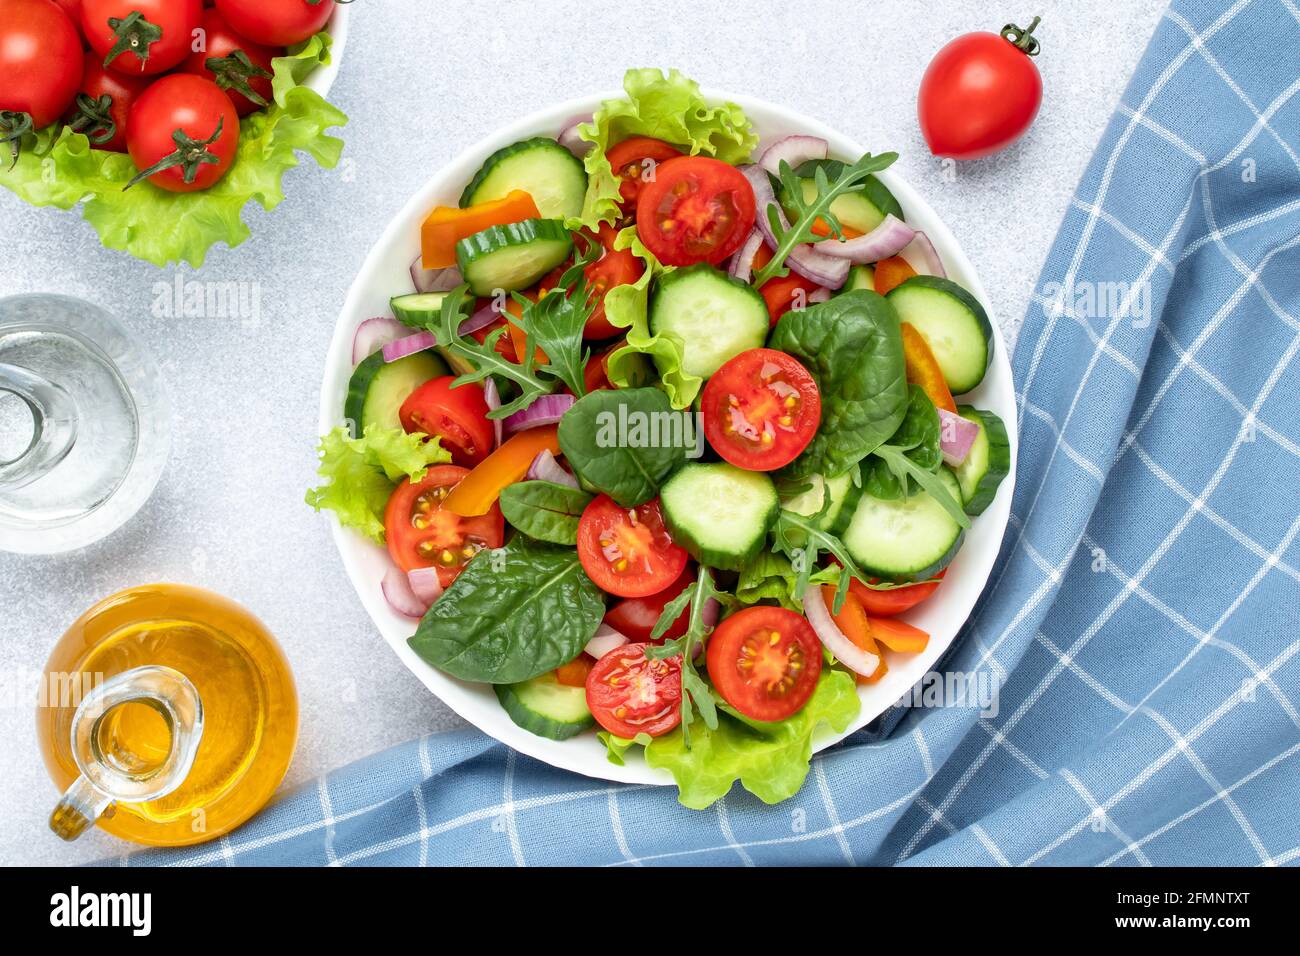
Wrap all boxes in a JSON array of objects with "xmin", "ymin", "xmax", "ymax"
[
  {"xmin": 498, "ymin": 480, "xmax": 593, "ymax": 546},
  {"xmin": 0, "ymin": 33, "xmax": 346, "ymax": 267},
  {"xmin": 607, "ymin": 669, "xmax": 860, "ymax": 809},
  {"xmin": 735, "ymin": 551, "xmax": 842, "ymax": 610},
  {"xmin": 572, "ymin": 67, "xmax": 759, "ymax": 229},
  {"xmin": 768, "ymin": 290, "xmax": 909, "ymax": 480},
  {"xmin": 305, "ymin": 424, "xmax": 451, "ymax": 543},
  {"xmin": 862, "ymin": 384, "xmax": 943, "ymax": 499},
  {"xmin": 409, "ymin": 535, "xmax": 605, "ymax": 683}
]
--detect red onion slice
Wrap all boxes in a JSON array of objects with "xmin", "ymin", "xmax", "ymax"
[
  {"xmin": 410, "ymin": 254, "xmax": 463, "ymax": 294},
  {"xmin": 728, "ymin": 229, "xmax": 766, "ymax": 283},
  {"xmin": 937, "ymin": 408, "xmax": 980, "ymax": 466},
  {"xmin": 526, "ymin": 448, "xmax": 579, "ymax": 488},
  {"xmin": 382, "ymin": 330, "xmax": 437, "ymax": 362},
  {"xmin": 407, "ymin": 567, "xmax": 443, "ymax": 606},
  {"xmin": 802, "ymin": 586, "xmax": 879, "ymax": 677},
  {"xmin": 903, "ymin": 231, "xmax": 947, "ymax": 278},
  {"xmin": 742, "ymin": 165, "xmax": 850, "ymax": 288},
  {"xmin": 557, "ymin": 114, "xmax": 593, "ymax": 158},
  {"xmin": 503, "ymin": 393, "xmax": 575, "ymax": 435},
  {"xmin": 701, "ymin": 597, "xmax": 720, "ymax": 628},
  {"xmin": 759, "ymin": 135, "xmax": 828, "ymax": 175},
  {"xmin": 382, "ymin": 567, "xmax": 428, "ymax": 619},
  {"xmin": 817, "ymin": 214, "xmax": 915, "ymax": 263},
  {"xmin": 808, "ymin": 287, "xmax": 832, "ymax": 304},
  {"xmin": 483, "ymin": 377, "xmax": 502, "ymax": 449},
  {"xmin": 585, "ymin": 623, "xmax": 629, "ymax": 659},
  {"xmin": 352, "ymin": 316, "xmax": 408, "ymax": 365}
]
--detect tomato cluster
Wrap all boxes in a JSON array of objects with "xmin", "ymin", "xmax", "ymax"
[{"xmin": 0, "ymin": 0, "xmax": 333, "ymax": 190}]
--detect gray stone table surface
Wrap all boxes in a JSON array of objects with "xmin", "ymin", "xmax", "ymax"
[{"xmin": 0, "ymin": 0, "xmax": 1164, "ymax": 865}]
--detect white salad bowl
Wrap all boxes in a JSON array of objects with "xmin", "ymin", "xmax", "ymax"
[{"xmin": 320, "ymin": 90, "xmax": 1018, "ymax": 787}]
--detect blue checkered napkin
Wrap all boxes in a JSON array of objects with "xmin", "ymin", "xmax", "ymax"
[{"xmin": 114, "ymin": 0, "xmax": 1300, "ymax": 867}]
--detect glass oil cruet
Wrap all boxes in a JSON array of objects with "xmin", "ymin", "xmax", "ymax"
[{"xmin": 38, "ymin": 584, "xmax": 299, "ymax": 847}]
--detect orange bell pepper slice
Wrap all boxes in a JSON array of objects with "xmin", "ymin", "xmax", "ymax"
[
  {"xmin": 900, "ymin": 322, "xmax": 957, "ymax": 414},
  {"xmin": 421, "ymin": 190, "xmax": 540, "ymax": 269},
  {"xmin": 821, "ymin": 586, "xmax": 888, "ymax": 684},
  {"xmin": 865, "ymin": 615, "xmax": 930, "ymax": 654},
  {"xmin": 443, "ymin": 425, "xmax": 560, "ymax": 517},
  {"xmin": 555, "ymin": 655, "xmax": 593, "ymax": 687},
  {"xmin": 810, "ymin": 219, "xmax": 864, "ymax": 240},
  {"xmin": 505, "ymin": 297, "xmax": 548, "ymax": 366},
  {"xmin": 872, "ymin": 255, "xmax": 916, "ymax": 296}
]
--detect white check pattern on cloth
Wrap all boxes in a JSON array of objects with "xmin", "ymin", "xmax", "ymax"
[{"xmin": 114, "ymin": 0, "xmax": 1300, "ymax": 867}]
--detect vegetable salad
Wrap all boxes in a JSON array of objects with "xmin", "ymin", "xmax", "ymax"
[{"xmin": 309, "ymin": 68, "xmax": 1010, "ymax": 809}]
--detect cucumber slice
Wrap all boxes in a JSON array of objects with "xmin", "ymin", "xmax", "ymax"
[
  {"xmin": 460, "ymin": 137, "xmax": 588, "ymax": 220},
  {"xmin": 790, "ymin": 161, "xmax": 904, "ymax": 232},
  {"xmin": 780, "ymin": 470, "xmax": 862, "ymax": 536},
  {"xmin": 495, "ymin": 672, "xmax": 594, "ymax": 741},
  {"xmin": 344, "ymin": 349, "xmax": 448, "ymax": 435},
  {"xmin": 952, "ymin": 405, "xmax": 1010, "ymax": 516},
  {"xmin": 843, "ymin": 466, "xmax": 964, "ymax": 581},
  {"xmin": 839, "ymin": 264, "xmax": 875, "ymax": 294},
  {"xmin": 456, "ymin": 219, "xmax": 573, "ymax": 296},
  {"xmin": 886, "ymin": 276, "xmax": 993, "ymax": 395},
  {"xmin": 649, "ymin": 264, "xmax": 768, "ymax": 379},
  {"xmin": 390, "ymin": 291, "xmax": 452, "ymax": 327},
  {"xmin": 660, "ymin": 462, "xmax": 778, "ymax": 570}
]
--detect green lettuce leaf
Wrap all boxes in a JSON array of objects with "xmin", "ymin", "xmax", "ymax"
[
  {"xmin": 0, "ymin": 33, "xmax": 346, "ymax": 267},
  {"xmin": 735, "ymin": 551, "xmax": 842, "ymax": 610},
  {"xmin": 305, "ymin": 425, "xmax": 451, "ymax": 543},
  {"xmin": 617, "ymin": 669, "xmax": 860, "ymax": 809},
  {"xmin": 572, "ymin": 67, "xmax": 759, "ymax": 229}
]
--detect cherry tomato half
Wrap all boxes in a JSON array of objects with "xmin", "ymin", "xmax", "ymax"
[
  {"xmin": 398, "ymin": 376, "xmax": 494, "ymax": 469},
  {"xmin": 384, "ymin": 465, "xmax": 504, "ymax": 587},
  {"xmin": 126, "ymin": 74, "xmax": 239, "ymax": 192},
  {"xmin": 81, "ymin": 0, "xmax": 202, "ymax": 75},
  {"xmin": 539, "ymin": 224, "xmax": 644, "ymax": 339},
  {"xmin": 706, "ymin": 606, "xmax": 822, "ymax": 722},
  {"xmin": 605, "ymin": 135, "xmax": 684, "ymax": 216},
  {"xmin": 577, "ymin": 495, "xmax": 687, "ymax": 598},
  {"xmin": 0, "ymin": 0, "xmax": 84, "ymax": 130},
  {"xmin": 849, "ymin": 571, "xmax": 944, "ymax": 617},
  {"xmin": 213, "ymin": 0, "xmax": 333, "ymax": 47},
  {"xmin": 602, "ymin": 564, "xmax": 694, "ymax": 644},
  {"xmin": 182, "ymin": 8, "xmax": 281, "ymax": 116},
  {"xmin": 63, "ymin": 50, "xmax": 148, "ymax": 152},
  {"xmin": 918, "ymin": 20, "xmax": 1044, "ymax": 161},
  {"xmin": 586, "ymin": 642, "xmax": 682, "ymax": 738},
  {"xmin": 635, "ymin": 155, "xmax": 756, "ymax": 267},
  {"xmin": 701, "ymin": 348, "xmax": 821, "ymax": 472}
]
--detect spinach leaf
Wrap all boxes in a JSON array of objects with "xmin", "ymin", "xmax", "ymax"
[
  {"xmin": 498, "ymin": 480, "xmax": 593, "ymax": 546},
  {"xmin": 862, "ymin": 384, "xmax": 942, "ymax": 499},
  {"xmin": 408, "ymin": 536, "xmax": 604, "ymax": 683},
  {"xmin": 557, "ymin": 387, "xmax": 692, "ymax": 506},
  {"xmin": 768, "ymin": 290, "xmax": 908, "ymax": 480}
]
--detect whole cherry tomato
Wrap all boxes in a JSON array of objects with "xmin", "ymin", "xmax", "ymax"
[
  {"xmin": 0, "ymin": 0, "xmax": 84, "ymax": 135},
  {"xmin": 126, "ymin": 73, "xmax": 239, "ymax": 191},
  {"xmin": 213, "ymin": 0, "xmax": 333, "ymax": 46},
  {"xmin": 80, "ymin": 0, "xmax": 203, "ymax": 76},
  {"xmin": 918, "ymin": 16, "xmax": 1044, "ymax": 160},
  {"xmin": 182, "ymin": 8, "xmax": 282, "ymax": 116},
  {"xmin": 64, "ymin": 49, "xmax": 150, "ymax": 151}
]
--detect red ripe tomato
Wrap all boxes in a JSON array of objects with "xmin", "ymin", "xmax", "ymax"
[
  {"xmin": 706, "ymin": 605, "xmax": 822, "ymax": 722},
  {"xmin": 383, "ymin": 464, "xmax": 504, "ymax": 587},
  {"xmin": 538, "ymin": 225, "xmax": 644, "ymax": 340},
  {"xmin": 81, "ymin": 0, "xmax": 202, "ymax": 75},
  {"xmin": 213, "ymin": 0, "xmax": 333, "ymax": 46},
  {"xmin": 918, "ymin": 17, "xmax": 1044, "ymax": 160},
  {"xmin": 52, "ymin": 0, "xmax": 85, "ymax": 31},
  {"xmin": 64, "ymin": 50, "xmax": 149, "ymax": 151},
  {"xmin": 605, "ymin": 135, "xmax": 683, "ymax": 216},
  {"xmin": 576, "ymin": 495, "xmax": 688, "ymax": 598},
  {"xmin": 849, "ymin": 571, "xmax": 945, "ymax": 617},
  {"xmin": 635, "ymin": 155, "xmax": 756, "ymax": 267},
  {"xmin": 398, "ymin": 376, "xmax": 494, "ymax": 469},
  {"xmin": 585, "ymin": 642, "xmax": 683, "ymax": 738},
  {"xmin": 126, "ymin": 74, "xmax": 238, "ymax": 191},
  {"xmin": 182, "ymin": 8, "xmax": 281, "ymax": 116},
  {"xmin": 701, "ymin": 348, "xmax": 821, "ymax": 472},
  {"xmin": 602, "ymin": 564, "xmax": 694, "ymax": 644},
  {"xmin": 0, "ymin": 0, "xmax": 83, "ymax": 130}
]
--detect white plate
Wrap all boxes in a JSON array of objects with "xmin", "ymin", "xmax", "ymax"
[
  {"xmin": 319, "ymin": 90, "xmax": 1018, "ymax": 787},
  {"xmin": 303, "ymin": 6, "xmax": 349, "ymax": 99}
]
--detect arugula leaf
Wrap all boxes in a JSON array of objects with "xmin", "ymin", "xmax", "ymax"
[
  {"xmin": 645, "ymin": 567, "xmax": 738, "ymax": 748},
  {"xmin": 872, "ymin": 446, "xmax": 971, "ymax": 528},
  {"xmin": 768, "ymin": 291, "xmax": 908, "ymax": 480},
  {"xmin": 513, "ymin": 284, "xmax": 593, "ymax": 400},
  {"xmin": 305, "ymin": 424, "xmax": 451, "ymax": 543},
  {"xmin": 409, "ymin": 535, "xmax": 605, "ymax": 683},
  {"xmin": 862, "ymin": 384, "xmax": 944, "ymax": 499},
  {"xmin": 751, "ymin": 151, "xmax": 899, "ymax": 287},
  {"xmin": 498, "ymin": 480, "xmax": 593, "ymax": 546},
  {"xmin": 556, "ymin": 387, "xmax": 691, "ymax": 506},
  {"xmin": 0, "ymin": 33, "xmax": 346, "ymax": 267},
  {"xmin": 431, "ymin": 287, "xmax": 555, "ymax": 419}
]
